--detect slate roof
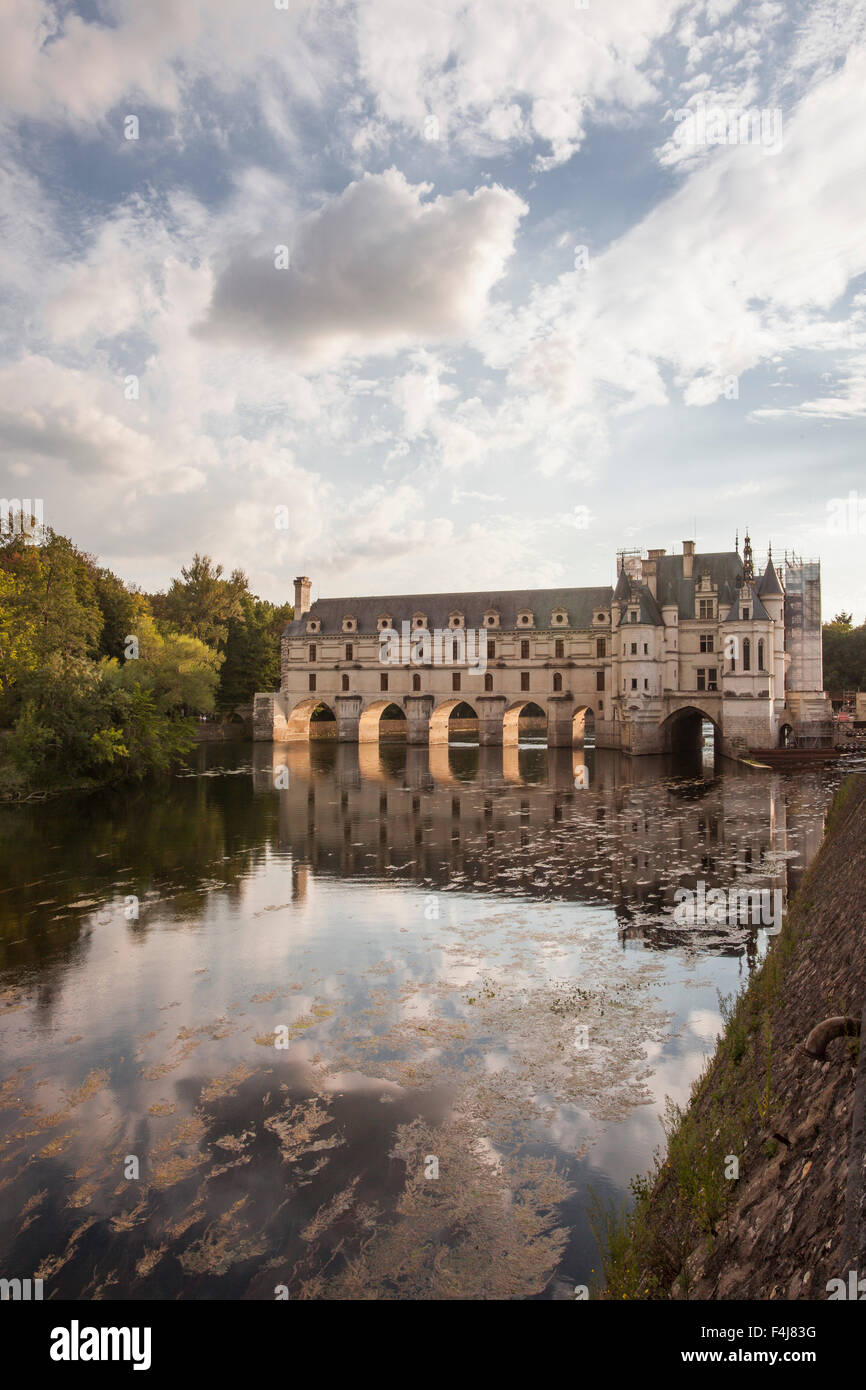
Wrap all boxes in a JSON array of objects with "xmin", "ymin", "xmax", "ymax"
[
  {"xmin": 654, "ymin": 551, "xmax": 745, "ymax": 616},
  {"xmin": 615, "ymin": 581, "xmax": 664, "ymax": 627},
  {"xmin": 756, "ymin": 557, "xmax": 784, "ymax": 597},
  {"xmin": 723, "ymin": 588, "xmax": 772, "ymax": 622},
  {"xmin": 283, "ymin": 549, "xmax": 773, "ymax": 637},
  {"xmin": 284, "ymin": 586, "xmax": 614, "ymax": 637}
]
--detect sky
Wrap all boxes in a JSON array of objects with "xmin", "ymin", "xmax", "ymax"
[{"xmin": 1, "ymin": 0, "xmax": 865, "ymax": 619}]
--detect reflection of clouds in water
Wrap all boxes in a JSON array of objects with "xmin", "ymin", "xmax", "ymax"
[
  {"xmin": 685, "ymin": 1007, "xmax": 723, "ymax": 1043},
  {"xmin": 0, "ymin": 743, "xmax": 841, "ymax": 1296},
  {"xmin": 398, "ymin": 993, "xmax": 436, "ymax": 1022},
  {"xmin": 298, "ymin": 1117, "xmax": 572, "ymax": 1301},
  {"xmin": 481, "ymin": 1049, "xmax": 510, "ymax": 1074},
  {"xmin": 645, "ymin": 1050, "xmax": 713, "ymax": 1114},
  {"xmin": 543, "ymin": 1103, "xmax": 596, "ymax": 1159}
]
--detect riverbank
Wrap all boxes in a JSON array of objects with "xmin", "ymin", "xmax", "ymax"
[{"xmin": 598, "ymin": 773, "xmax": 866, "ymax": 1300}]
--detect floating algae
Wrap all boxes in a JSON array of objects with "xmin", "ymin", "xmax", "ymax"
[{"xmin": 291, "ymin": 1117, "xmax": 572, "ymax": 1300}]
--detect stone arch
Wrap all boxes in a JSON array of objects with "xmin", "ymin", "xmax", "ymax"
[
  {"xmin": 429, "ymin": 698, "xmax": 479, "ymax": 746},
  {"xmin": 286, "ymin": 697, "xmax": 337, "ymax": 741},
  {"xmin": 503, "ymin": 699, "xmax": 547, "ymax": 747},
  {"xmin": 779, "ymin": 721, "xmax": 794, "ymax": 748},
  {"xmin": 358, "ymin": 699, "xmax": 407, "ymax": 744},
  {"xmin": 572, "ymin": 704, "xmax": 596, "ymax": 745},
  {"xmin": 660, "ymin": 704, "xmax": 721, "ymax": 756}
]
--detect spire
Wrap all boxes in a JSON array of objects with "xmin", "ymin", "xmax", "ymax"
[
  {"xmin": 757, "ymin": 553, "xmax": 784, "ymax": 598},
  {"xmin": 743, "ymin": 530, "xmax": 753, "ymax": 582},
  {"xmin": 613, "ymin": 566, "xmax": 630, "ymax": 602}
]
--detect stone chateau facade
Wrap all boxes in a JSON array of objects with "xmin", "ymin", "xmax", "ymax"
[{"xmin": 253, "ymin": 536, "xmax": 831, "ymax": 758}]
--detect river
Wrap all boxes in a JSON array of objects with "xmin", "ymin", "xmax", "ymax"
[{"xmin": 0, "ymin": 739, "xmax": 841, "ymax": 1299}]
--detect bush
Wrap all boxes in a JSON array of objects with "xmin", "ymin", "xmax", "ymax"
[{"xmin": 4, "ymin": 658, "xmax": 196, "ymax": 789}]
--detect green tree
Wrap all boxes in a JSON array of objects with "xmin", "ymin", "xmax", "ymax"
[
  {"xmin": 6, "ymin": 656, "xmax": 196, "ymax": 790},
  {"xmin": 158, "ymin": 554, "xmax": 248, "ymax": 651},
  {"xmin": 0, "ymin": 531, "xmax": 103, "ymax": 720},
  {"xmin": 217, "ymin": 595, "xmax": 293, "ymax": 710},
  {"xmin": 93, "ymin": 566, "xmax": 141, "ymax": 661},
  {"xmin": 823, "ymin": 619, "xmax": 866, "ymax": 690},
  {"xmin": 113, "ymin": 612, "xmax": 222, "ymax": 714}
]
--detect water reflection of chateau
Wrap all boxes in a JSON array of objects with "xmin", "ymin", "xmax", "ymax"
[{"xmin": 251, "ymin": 743, "xmax": 828, "ymax": 957}]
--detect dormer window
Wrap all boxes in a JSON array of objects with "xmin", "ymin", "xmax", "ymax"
[
  {"xmin": 342, "ymin": 615, "xmax": 356, "ymax": 632},
  {"xmin": 306, "ymin": 618, "xmax": 320, "ymax": 633},
  {"xmin": 377, "ymin": 615, "xmax": 392, "ymax": 631},
  {"xmin": 517, "ymin": 609, "xmax": 533, "ymax": 627},
  {"xmin": 412, "ymin": 612, "xmax": 427, "ymax": 629},
  {"xmin": 594, "ymin": 611, "xmax": 608, "ymax": 625},
  {"xmin": 448, "ymin": 612, "xmax": 464, "ymax": 629},
  {"xmin": 483, "ymin": 610, "xmax": 499, "ymax": 628},
  {"xmin": 551, "ymin": 608, "xmax": 568, "ymax": 626},
  {"xmin": 629, "ymin": 610, "xmax": 638, "ymax": 623}
]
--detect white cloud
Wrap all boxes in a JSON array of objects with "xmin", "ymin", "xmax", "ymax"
[
  {"xmin": 0, "ymin": 0, "xmax": 864, "ymax": 615},
  {"xmin": 355, "ymin": 0, "xmax": 682, "ymax": 167},
  {"xmin": 0, "ymin": 0, "xmax": 345, "ymax": 136},
  {"xmin": 196, "ymin": 169, "xmax": 527, "ymax": 365},
  {"xmin": 472, "ymin": 44, "xmax": 866, "ymax": 427}
]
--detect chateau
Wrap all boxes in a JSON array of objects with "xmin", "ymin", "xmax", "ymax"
[{"xmin": 253, "ymin": 536, "xmax": 831, "ymax": 759}]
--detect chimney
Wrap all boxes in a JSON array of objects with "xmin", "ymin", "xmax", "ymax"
[
  {"xmin": 682, "ymin": 541, "xmax": 695, "ymax": 579},
  {"xmin": 293, "ymin": 575, "xmax": 312, "ymax": 617},
  {"xmin": 642, "ymin": 557, "xmax": 658, "ymax": 598}
]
